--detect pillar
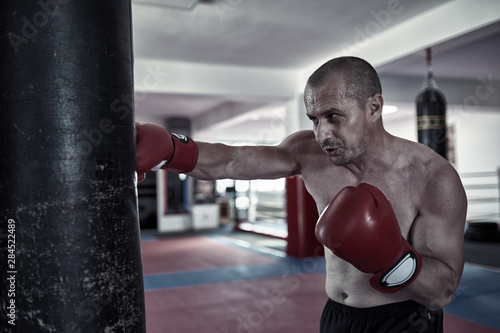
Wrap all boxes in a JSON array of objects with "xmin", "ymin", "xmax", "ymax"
[
  {"xmin": 286, "ymin": 176, "xmax": 324, "ymax": 258},
  {"xmin": 0, "ymin": 1, "xmax": 145, "ymax": 331}
]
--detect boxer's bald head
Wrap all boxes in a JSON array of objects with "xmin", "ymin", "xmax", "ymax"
[{"xmin": 306, "ymin": 57, "xmax": 382, "ymax": 109}]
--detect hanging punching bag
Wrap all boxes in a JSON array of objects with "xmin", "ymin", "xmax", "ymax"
[
  {"xmin": 416, "ymin": 48, "xmax": 448, "ymax": 159},
  {"xmin": 0, "ymin": 1, "xmax": 145, "ymax": 332}
]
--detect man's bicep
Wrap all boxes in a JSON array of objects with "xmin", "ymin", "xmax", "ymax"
[
  {"xmin": 411, "ymin": 212, "xmax": 465, "ymax": 268},
  {"xmin": 410, "ymin": 174, "xmax": 467, "ymax": 274}
]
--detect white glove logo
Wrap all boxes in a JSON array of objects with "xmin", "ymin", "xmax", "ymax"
[
  {"xmin": 172, "ymin": 133, "xmax": 189, "ymax": 144},
  {"xmin": 380, "ymin": 251, "xmax": 418, "ymax": 287}
]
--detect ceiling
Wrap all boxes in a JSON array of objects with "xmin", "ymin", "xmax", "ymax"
[
  {"xmin": 132, "ymin": 0, "xmax": 453, "ymax": 68},
  {"xmin": 131, "ymin": 0, "xmax": 500, "ymax": 141},
  {"xmin": 376, "ymin": 20, "xmax": 500, "ymax": 80}
]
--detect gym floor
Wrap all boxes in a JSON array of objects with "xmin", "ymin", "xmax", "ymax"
[{"xmin": 141, "ymin": 229, "xmax": 500, "ymax": 333}]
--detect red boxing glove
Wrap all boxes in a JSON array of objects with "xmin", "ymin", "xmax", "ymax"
[
  {"xmin": 315, "ymin": 183, "xmax": 422, "ymax": 293},
  {"xmin": 136, "ymin": 122, "xmax": 199, "ymax": 181}
]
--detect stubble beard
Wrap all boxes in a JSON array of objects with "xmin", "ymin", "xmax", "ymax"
[{"xmin": 325, "ymin": 132, "xmax": 371, "ymax": 167}]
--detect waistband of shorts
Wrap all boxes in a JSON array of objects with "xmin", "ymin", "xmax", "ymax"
[{"xmin": 326, "ymin": 299, "xmax": 424, "ymax": 319}]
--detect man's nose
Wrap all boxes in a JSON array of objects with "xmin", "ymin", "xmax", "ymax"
[{"xmin": 316, "ymin": 121, "xmax": 333, "ymax": 144}]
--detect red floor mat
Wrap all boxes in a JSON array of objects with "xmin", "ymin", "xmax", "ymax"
[
  {"xmin": 141, "ymin": 236, "xmax": 278, "ymax": 275},
  {"xmin": 145, "ymin": 273, "xmax": 327, "ymax": 333}
]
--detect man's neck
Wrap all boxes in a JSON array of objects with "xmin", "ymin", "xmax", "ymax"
[{"xmin": 344, "ymin": 130, "xmax": 397, "ymax": 179}]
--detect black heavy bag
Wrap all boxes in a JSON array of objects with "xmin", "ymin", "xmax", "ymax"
[
  {"xmin": 416, "ymin": 48, "xmax": 447, "ymax": 159},
  {"xmin": 0, "ymin": 1, "xmax": 146, "ymax": 332}
]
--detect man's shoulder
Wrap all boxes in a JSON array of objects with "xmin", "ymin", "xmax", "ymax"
[
  {"xmin": 281, "ymin": 130, "xmax": 337, "ymax": 177},
  {"xmin": 281, "ymin": 130, "xmax": 322, "ymax": 154},
  {"xmin": 397, "ymin": 137, "xmax": 448, "ymax": 167},
  {"xmin": 394, "ymin": 137, "xmax": 461, "ymax": 187},
  {"xmin": 286, "ymin": 130, "xmax": 316, "ymax": 142},
  {"xmin": 397, "ymin": 138, "xmax": 464, "ymax": 199}
]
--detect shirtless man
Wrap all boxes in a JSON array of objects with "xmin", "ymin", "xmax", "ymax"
[{"xmin": 136, "ymin": 57, "xmax": 467, "ymax": 333}]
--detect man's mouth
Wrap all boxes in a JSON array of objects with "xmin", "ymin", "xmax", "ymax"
[
  {"xmin": 323, "ymin": 146, "xmax": 341, "ymax": 156},
  {"xmin": 321, "ymin": 139, "xmax": 343, "ymax": 156}
]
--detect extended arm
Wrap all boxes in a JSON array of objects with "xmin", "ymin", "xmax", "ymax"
[
  {"xmin": 188, "ymin": 141, "xmax": 300, "ymax": 180},
  {"xmin": 136, "ymin": 122, "xmax": 309, "ymax": 181}
]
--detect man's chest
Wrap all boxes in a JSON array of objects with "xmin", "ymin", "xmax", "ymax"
[{"xmin": 302, "ymin": 168, "xmax": 419, "ymax": 238}]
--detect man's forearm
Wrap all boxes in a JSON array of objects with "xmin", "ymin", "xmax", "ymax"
[
  {"xmin": 188, "ymin": 142, "xmax": 298, "ymax": 181},
  {"xmin": 187, "ymin": 142, "xmax": 235, "ymax": 180},
  {"xmin": 402, "ymin": 255, "xmax": 462, "ymax": 310}
]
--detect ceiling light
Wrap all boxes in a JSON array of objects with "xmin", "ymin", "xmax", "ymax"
[{"xmin": 382, "ymin": 105, "xmax": 398, "ymax": 115}]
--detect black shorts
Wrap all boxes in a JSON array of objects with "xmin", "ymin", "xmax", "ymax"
[{"xmin": 320, "ymin": 299, "xmax": 443, "ymax": 333}]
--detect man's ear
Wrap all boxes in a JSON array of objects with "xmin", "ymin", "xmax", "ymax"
[{"xmin": 369, "ymin": 94, "xmax": 384, "ymax": 119}]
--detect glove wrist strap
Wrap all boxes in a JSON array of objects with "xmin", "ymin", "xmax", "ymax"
[{"xmin": 161, "ymin": 133, "xmax": 199, "ymax": 173}]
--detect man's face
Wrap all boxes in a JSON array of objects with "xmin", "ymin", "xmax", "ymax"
[{"xmin": 304, "ymin": 77, "xmax": 372, "ymax": 166}]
